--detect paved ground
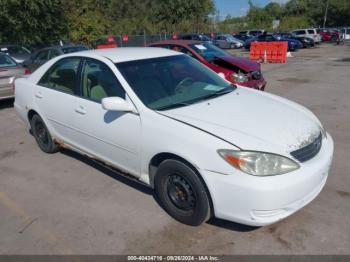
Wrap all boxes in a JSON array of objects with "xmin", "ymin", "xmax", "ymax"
[{"xmin": 0, "ymin": 43, "xmax": 349, "ymax": 255}]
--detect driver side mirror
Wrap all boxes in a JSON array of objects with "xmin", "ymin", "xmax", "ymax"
[{"xmin": 102, "ymin": 97, "xmax": 136, "ymax": 113}]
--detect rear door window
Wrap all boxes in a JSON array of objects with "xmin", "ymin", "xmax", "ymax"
[
  {"xmin": 38, "ymin": 57, "xmax": 81, "ymax": 95},
  {"xmin": 307, "ymin": 30, "xmax": 314, "ymax": 34}
]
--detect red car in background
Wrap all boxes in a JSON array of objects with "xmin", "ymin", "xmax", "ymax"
[
  {"xmin": 149, "ymin": 40, "xmax": 266, "ymax": 90},
  {"xmin": 319, "ymin": 29, "xmax": 342, "ymax": 41}
]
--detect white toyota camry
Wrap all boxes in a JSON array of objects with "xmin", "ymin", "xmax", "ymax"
[{"xmin": 14, "ymin": 48, "xmax": 334, "ymax": 226}]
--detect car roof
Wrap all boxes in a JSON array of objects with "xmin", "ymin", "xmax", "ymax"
[
  {"xmin": 149, "ymin": 40, "xmax": 202, "ymax": 46},
  {"xmin": 72, "ymin": 47, "xmax": 181, "ymax": 63}
]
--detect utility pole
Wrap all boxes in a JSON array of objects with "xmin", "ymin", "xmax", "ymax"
[{"xmin": 323, "ymin": 0, "xmax": 330, "ymax": 28}]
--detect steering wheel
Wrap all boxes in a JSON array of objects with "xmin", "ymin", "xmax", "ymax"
[{"xmin": 174, "ymin": 77, "xmax": 194, "ymax": 94}]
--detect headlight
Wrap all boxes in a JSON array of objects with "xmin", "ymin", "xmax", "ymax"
[
  {"xmin": 217, "ymin": 150, "xmax": 300, "ymax": 176},
  {"xmin": 232, "ymin": 73, "xmax": 248, "ymax": 83}
]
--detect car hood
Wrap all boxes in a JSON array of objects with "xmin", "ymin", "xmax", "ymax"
[
  {"xmin": 159, "ymin": 87, "xmax": 321, "ymax": 156},
  {"xmin": 217, "ymin": 56, "xmax": 260, "ymax": 72}
]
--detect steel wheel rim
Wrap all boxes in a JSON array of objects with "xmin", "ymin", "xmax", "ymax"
[
  {"xmin": 35, "ymin": 122, "xmax": 49, "ymax": 147},
  {"xmin": 166, "ymin": 174, "xmax": 196, "ymax": 211}
]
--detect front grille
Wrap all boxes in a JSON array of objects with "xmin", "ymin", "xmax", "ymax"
[
  {"xmin": 251, "ymin": 70, "xmax": 262, "ymax": 80},
  {"xmin": 290, "ymin": 133, "xmax": 322, "ymax": 162}
]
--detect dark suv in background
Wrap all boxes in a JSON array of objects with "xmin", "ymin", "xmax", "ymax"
[{"xmin": 23, "ymin": 45, "xmax": 88, "ymax": 71}]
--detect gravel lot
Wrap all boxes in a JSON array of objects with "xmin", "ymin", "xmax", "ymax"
[{"xmin": 0, "ymin": 43, "xmax": 349, "ymax": 255}]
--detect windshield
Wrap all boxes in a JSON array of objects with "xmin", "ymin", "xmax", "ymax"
[
  {"xmin": 116, "ymin": 55, "xmax": 235, "ymax": 111},
  {"xmin": 0, "ymin": 54, "xmax": 18, "ymax": 68},
  {"xmin": 189, "ymin": 43, "xmax": 229, "ymax": 62},
  {"xmin": 62, "ymin": 46, "xmax": 88, "ymax": 54}
]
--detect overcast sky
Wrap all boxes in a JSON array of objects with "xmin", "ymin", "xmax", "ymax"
[{"xmin": 214, "ymin": 0, "xmax": 289, "ymax": 18}]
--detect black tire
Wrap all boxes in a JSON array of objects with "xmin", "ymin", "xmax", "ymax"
[
  {"xmin": 154, "ymin": 159, "xmax": 211, "ymax": 226},
  {"xmin": 30, "ymin": 114, "xmax": 59, "ymax": 154}
]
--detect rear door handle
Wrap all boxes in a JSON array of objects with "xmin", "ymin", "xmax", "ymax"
[
  {"xmin": 75, "ymin": 105, "xmax": 87, "ymax": 115},
  {"xmin": 35, "ymin": 92, "xmax": 43, "ymax": 99}
]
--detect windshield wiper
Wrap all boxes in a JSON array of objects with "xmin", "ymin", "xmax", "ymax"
[
  {"xmin": 155, "ymin": 86, "xmax": 235, "ymax": 111},
  {"xmin": 155, "ymin": 102, "xmax": 190, "ymax": 111},
  {"xmin": 189, "ymin": 86, "xmax": 235, "ymax": 103}
]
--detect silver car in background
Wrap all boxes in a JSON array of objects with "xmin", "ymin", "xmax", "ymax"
[
  {"xmin": 0, "ymin": 53, "xmax": 30, "ymax": 100},
  {"xmin": 0, "ymin": 45, "xmax": 32, "ymax": 64},
  {"xmin": 214, "ymin": 34, "xmax": 244, "ymax": 49}
]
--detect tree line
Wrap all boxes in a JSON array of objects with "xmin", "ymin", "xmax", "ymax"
[
  {"xmin": 218, "ymin": 0, "xmax": 350, "ymax": 33},
  {"xmin": 1, "ymin": 0, "xmax": 349, "ymax": 46},
  {"xmin": 0, "ymin": 0, "xmax": 214, "ymax": 45}
]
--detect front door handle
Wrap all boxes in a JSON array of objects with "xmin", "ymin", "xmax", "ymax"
[
  {"xmin": 75, "ymin": 105, "xmax": 87, "ymax": 115},
  {"xmin": 35, "ymin": 92, "xmax": 43, "ymax": 99}
]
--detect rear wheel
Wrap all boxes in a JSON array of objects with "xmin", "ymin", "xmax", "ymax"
[
  {"xmin": 154, "ymin": 159, "xmax": 211, "ymax": 226},
  {"xmin": 30, "ymin": 114, "xmax": 59, "ymax": 153}
]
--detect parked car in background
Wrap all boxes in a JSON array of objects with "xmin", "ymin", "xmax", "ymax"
[
  {"xmin": 233, "ymin": 34, "xmax": 253, "ymax": 42},
  {"xmin": 274, "ymin": 32, "xmax": 315, "ymax": 48},
  {"xmin": 0, "ymin": 44, "xmax": 32, "ymax": 64},
  {"xmin": 291, "ymin": 29, "xmax": 322, "ymax": 44},
  {"xmin": 178, "ymin": 34, "xmax": 213, "ymax": 44},
  {"xmin": 23, "ymin": 45, "xmax": 88, "ymax": 72},
  {"xmin": 0, "ymin": 53, "xmax": 30, "ymax": 100},
  {"xmin": 238, "ymin": 30, "xmax": 265, "ymax": 37},
  {"xmin": 244, "ymin": 34, "xmax": 302, "ymax": 51},
  {"xmin": 150, "ymin": 40, "xmax": 266, "ymax": 90},
  {"xmin": 340, "ymin": 28, "xmax": 350, "ymax": 40},
  {"xmin": 214, "ymin": 34, "xmax": 243, "ymax": 49},
  {"xmin": 319, "ymin": 28, "xmax": 339, "ymax": 41},
  {"xmin": 14, "ymin": 48, "xmax": 334, "ymax": 226}
]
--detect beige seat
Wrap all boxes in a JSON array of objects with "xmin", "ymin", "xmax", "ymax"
[{"xmin": 90, "ymin": 84, "xmax": 107, "ymax": 101}]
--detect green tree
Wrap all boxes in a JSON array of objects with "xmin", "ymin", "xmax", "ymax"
[{"xmin": 0, "ymin": 0, "xmax": 67, "ymax": 45}]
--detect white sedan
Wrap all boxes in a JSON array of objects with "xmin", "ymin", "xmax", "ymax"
[{"xmin": 14, "ymin": 48, "xmax": 334, "ymax": 226}]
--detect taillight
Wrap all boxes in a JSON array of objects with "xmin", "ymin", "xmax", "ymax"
[
  {"xmin": 24, "ymin": 68, "xmax": 31, "ymax": 75},
  {"xmin": 12, "ymin": 78, "xmax": 16, "ymax": 92}
]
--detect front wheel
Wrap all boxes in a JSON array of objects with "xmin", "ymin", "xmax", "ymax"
[
  {"xmin": 154, "ymin": 160, "xmax": 211, "ymax": 226},
  {"xmin": 30, "ymin": 114, "xmax": 59, "ymax": 153}
]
